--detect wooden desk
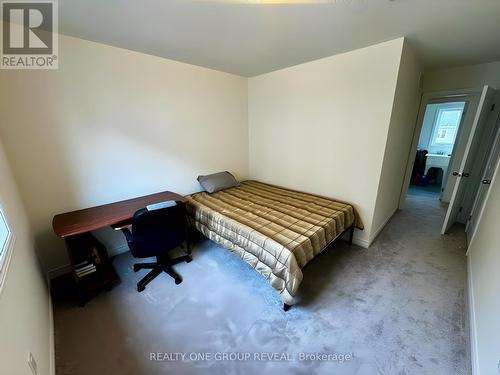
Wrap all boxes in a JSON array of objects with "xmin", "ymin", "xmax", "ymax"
[
  {"xmin": 52, "ymin": 191, "xmax": 186, "ymax": 305},
  {"xmin": 53, "ymin": 191, "xmax": 186, "ymax": 237}
]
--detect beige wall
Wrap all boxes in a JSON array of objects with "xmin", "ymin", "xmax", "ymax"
[
  {"xmin": 0, "ymin": 139, "xmax": 52, "ymax": 375},
  {"xmin": 248, "ymin": 38, "xmax": 411, "ymax": 246},
  {"xmin": 467, "ymin": 157, "xmax": 500, "ymax": 375},
  {"xmin": 0, "ymin": 35, "xmax": 249, "ymax": 273},
  {"xmin": 424, "ymin": 60, "xmax": 500, "ymax": 92},
  {"xmin": 371, "ymin": 42, "xmax": 422, "ymax": 242}
]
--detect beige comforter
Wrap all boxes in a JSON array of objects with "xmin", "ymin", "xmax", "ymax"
[{"xmin": 187, "ymin": 180, "xmax": 363, "ymax": 304}]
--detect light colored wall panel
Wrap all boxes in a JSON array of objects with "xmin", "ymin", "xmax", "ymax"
[
  {"xmin": 424, "ymin": 60, "xmax": 500, "ymax": 92},
  {"xmin": 248, "ymin": 38, "xmax": 406, "ymax": 245},
  {"xmin": 0, "ymin": 139, "xmax": 52, "ymax": 375},
  {"xmin": 467, "ymin": 157, "xmax": 500, "ymax": 375},
  {"xmin": 371, "ymin": 41, "xmax": 422, "ymax": 242}
]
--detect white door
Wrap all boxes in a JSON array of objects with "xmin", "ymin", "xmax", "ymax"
[
  {"xmin": 466, "ymin": 119, "xmax": 500, "ymax": 243},
  {"xmin": 441, "ymin": 86, "xmax": 496, "ymax": 234}
]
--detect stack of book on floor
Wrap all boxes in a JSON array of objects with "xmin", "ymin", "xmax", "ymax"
[{"xmin": 74, "ymin": 261, "xmax": 97, "ymax": 278}]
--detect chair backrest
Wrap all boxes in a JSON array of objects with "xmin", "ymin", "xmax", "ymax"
[{"xmin": 129, "ymin": 203, "xmax": 187, "ymax": 258}]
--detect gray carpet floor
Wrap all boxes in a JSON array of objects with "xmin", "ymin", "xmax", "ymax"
[{"xmin": 54, "ymin": 190, "xmax": 469, "ymax": 375}]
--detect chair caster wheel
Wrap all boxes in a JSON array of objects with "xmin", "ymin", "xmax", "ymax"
[
  {"xmin": 186, "ymin": 256, "xmax": 193, "ymax": 263},
  {"xmin": 175, "ymin": 277, "xmax": 182, "ymax": 285},
  {"xmin": 137, "ymin": 284, "xmax": 145, "ymax": 292},
  {"xmin": 133, "ymin": 264, "xmax": 140, "ymax": 272}
]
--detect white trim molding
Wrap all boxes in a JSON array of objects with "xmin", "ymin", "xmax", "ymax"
[
  {"xmin": 467, "ymin": 254, "xmax": 480, "ymax": 375},
  {"xmin": 352, "ymin": 237, "xmax": 370, "ymax": 249},
  {"xmin": 368, "ymin": 209, "xmax": 398, "ymax": 245},
  {"xmin": 0, "ymin": 235, "xmax": 16, "ymax": 293},
  {"xmin": 0, "ymin": 211, "xmax": 15, "ymax": 294}
]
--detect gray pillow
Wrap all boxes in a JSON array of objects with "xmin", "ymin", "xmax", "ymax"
[{"xmin": 197, "ymin": 171, "xmax": 240, "ymax": 193}]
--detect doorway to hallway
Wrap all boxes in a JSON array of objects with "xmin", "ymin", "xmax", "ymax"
[
  {"xmin": 409, "ymin": 101, "xmax": 466, "ymax": 200},
  {"xmin": 400, "ymin": 86, "xmax": 500, "ymax": 243}
]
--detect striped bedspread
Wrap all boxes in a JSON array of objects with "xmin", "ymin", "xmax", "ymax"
[{"xmin": 187, "ymin": 180, "xmax": 363, "ymax": 304}]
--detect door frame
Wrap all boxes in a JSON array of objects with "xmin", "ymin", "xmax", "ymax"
[
  {"xmin": 398, "ymin": 87, "xmax": 483, "ymax": 209},
  {"xmin": 465, "ymin": 149, "xmax": 500, "ymax": 256},
  {"xmin": 441, "ymin": 86, "xmax": 494, "ymax": 234},
  {"xmin": 465, "ymin": 114, "xmax": 500, "ymax": 245}
]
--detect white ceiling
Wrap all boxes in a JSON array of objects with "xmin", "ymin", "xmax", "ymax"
[{"xmin": 60, "ymin": 0, "xmax": 500, "ymax": 77}]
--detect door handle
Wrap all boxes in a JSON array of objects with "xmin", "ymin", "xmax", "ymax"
[
  {"xmin": 482, "ymin": 179, "xmax": 491, "ymax": 185},
  {"xmin": 452, "ymin": 172, "xmax": 470, "ymax": 178}
]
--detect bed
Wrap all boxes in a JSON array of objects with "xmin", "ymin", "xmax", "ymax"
[{"xmin": 186, "ymin": 180, "xmax": 363, "ymax": 310}]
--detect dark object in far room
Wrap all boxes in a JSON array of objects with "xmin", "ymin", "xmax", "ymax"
[
  {"xmin": 426, "ymin": 167, "xmax": 441, "ymax": 185},
  {"xmin": 411, "ymin": 149, "xmax": 428, "ymax": 185},
  {"xmin": 197, "ymin": 171, "xmax": 240, "ymax": 193},
  {"xmin": 116, "ymin": 203, "xmax": 192, "ymax": 292}
]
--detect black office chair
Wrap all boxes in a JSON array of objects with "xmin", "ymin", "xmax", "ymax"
[{"xmin": 118, "ymin": 202, "xmax": 192, "ymax": 292}]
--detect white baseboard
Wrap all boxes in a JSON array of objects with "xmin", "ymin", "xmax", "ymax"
[
  {"xmin": 369, "ymin": 209, "xmax": 398, "ymax": 245},
  {"xmin": 339, "ymin": 227, "xmax": 369, "ymax": 248},
  {"xmin": 467, "ymin": 254, "xmax": 479, "ymax": 375},
  {"xmin": 352, "ymin": 237, "xmax": 370, "ymax": 248},
  {"xmin": 348, "ymin": 209, "xmax": 396, "ymax": 249},
  {"xmin": 47, "ymin": 276, "xmax": 55, "ymax": 375}
]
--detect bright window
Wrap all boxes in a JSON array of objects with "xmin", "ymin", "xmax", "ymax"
[
  {"xmin": 0, "ymin": 209, "xmax": 13, "ymax": 292},
  {"xmin": 430, "ymin": 108, "xmax": 463, "ymax": 146}
]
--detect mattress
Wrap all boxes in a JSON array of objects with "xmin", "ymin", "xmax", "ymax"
[{"xmin": 187, "ymin": 180, "xmax": 363, "ymax": 304}]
